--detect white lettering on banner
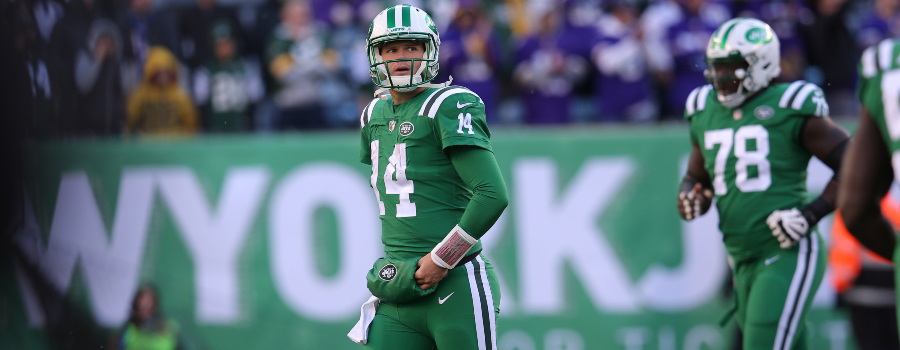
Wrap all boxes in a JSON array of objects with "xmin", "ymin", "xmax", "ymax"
[
  {"xmin": 819, "ymin": 321, "xmax": 851, "ymax": 350},
  {"xmin": 269, "ymin": 163, "xmax": 381, "ymax": 321},
  {"xmin": 515, "ymin": 158, "xmax": 640, "ymax": 313},
  {"xmin": 156, "ymin": 167, "xmax": 270, "ymax": 323},
  {"xmin": 636, "ymin": 205, "xmax": 727, "ymax": 311},
  {"xmin": 658, "ymin": 326, "xmax": 676, "ymax": 350},
  {"xmin": 683, "ymin": 324, "xmax": 723, "ymax": 350},
  {"xmin": 544, "ymin": 329, "xmax": 585, "ymax": 350},
  {"xmin": 497, "ymin": 330, "xmax": 536, "ymax": 350},
  {"xmin": 617, "ymin": 327, "xmax": 650, "ymax": 350},
  {"xmin": 14, "ymin": 170, "xmax": 155, "ymax": 327}
]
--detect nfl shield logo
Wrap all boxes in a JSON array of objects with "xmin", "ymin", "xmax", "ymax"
[
  {"xmin": 389, "ymin": 120, "xmax": 396, "ymax": 132},
  {"xmin": 733, "ymin": 109, "xmax": 743, "ymax": 121}
]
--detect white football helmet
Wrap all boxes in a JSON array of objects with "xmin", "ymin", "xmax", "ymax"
[
  {"xmin": 367, "ymin": 5, "xmax": 442, "ymax": 93},
  {"xmin": 705, "ymin": 18, "xmax": 781, "ymax": 108}
]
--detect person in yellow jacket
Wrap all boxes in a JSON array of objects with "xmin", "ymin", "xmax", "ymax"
[
  {"xmin": 829, "ymin": 194, "xmax": 899, "ymax": 350},
  {"xmin": 126, "ymin": 46, "xmax": 198, "ymax": 135},
  {"xmin": 110, "ymin": 285, "xmax": 184, "ymax": 350}
]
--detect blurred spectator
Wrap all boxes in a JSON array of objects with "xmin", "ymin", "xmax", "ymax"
[
  {"xmin": 265, "ymin": 0, "xmax": 328, "ymax": 130},
  {"xmin": 830, "ymin": 194, "xmax": 900, "ymax": 350},
  {"xmin": 6, "ymin": 1, "xmax": 55, "ymax": 137},
  {"xmin": 513, "ymin": 7, "xmax": 587, "ymax": 124},
  {"xmin": 179, "ymin": 0, "xmax": 243, "ymax": 69},
  {"xmin": 49, "ymin": 0, "xmax": 127, "ymax": 136},
  {"xmin": 758, "ymin": 0, "xmax": 812, "ymax": 82},
  {"xmin": 115, "ymin": 0, "xmax": 180, "ymax": 95},
  {"xmin": 110, "ymin": 285, "xmax": 184, "ymax": 350},
  {"xmin": 591, "ymin": 0, "xmax": 655, "ymax": 122},
  {"xmin": 854, "ymin": 0, "xmax": 900, "ymax": 50},
  {"xmin": 193, "ymin": 20, "xmax": 263, "ymax": 132},
  {"xmin": 801, "ymin": 0, "xmax": 858, "ymax": 116},
  {"xmin": 318, "ymin": 0, "xmax": 372, "ymax": 128},
  {"xmin": 439, "ymin": 3, "xmax": 502, "ymax": 120},
  {"xmin": 641, "ymin": 0, "xmax": 728, "ymax": 118},
  {"xmin": 32, "ymin": 0, "xmax": 65, "ymax": 44},
  {"xmin": 126, "ymin": 46, "xmax": 198, "ymax": 135}
]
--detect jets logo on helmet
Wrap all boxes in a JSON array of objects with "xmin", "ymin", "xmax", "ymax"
[
  {"xmin": 367, "ymin": 5, "xmax": 447, "ymax": 96},
  {"xmin": 705, "ymin": 18, "xmax": 781, "ymax": 108}
]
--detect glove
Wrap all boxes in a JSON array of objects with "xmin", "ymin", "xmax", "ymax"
[
  {"xmin": 678, "ymin": 184, "xmax": 712, "ymax": 221},
  {"xmin": 766, "ymin": 208, "xmax": 810, "ymax": 249}
]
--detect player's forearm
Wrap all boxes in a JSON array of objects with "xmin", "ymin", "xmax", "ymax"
[
  {"xmin": 801, "ymin": 180, "xmax": 837, "ymax": 227},
  {"xmin": 843, "ymin": 206, "xmax": 896, "ymax": 261},
  {"xmin": 448, "ymin": 146, "xmax": 509, "ymax": 239}
]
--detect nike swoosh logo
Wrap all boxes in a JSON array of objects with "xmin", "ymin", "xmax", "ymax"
[
  {"xmin": 438, "ymin": 292, "xmax": 454, "ymax": 304},
  {"xmin": 457, "ymin": 101, "xmax": 473, "ymax": 108},
  {"xmin": 765, "ymin": 255, "xmax": 780, "ymax": 265}
]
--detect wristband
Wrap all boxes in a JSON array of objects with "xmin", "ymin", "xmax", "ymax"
[
  {"xmin": 801, "ymin": 197, "xmax": 832, "ymax": 227},
  {"xmin": 430, "ymin": 225, "xmax": 477, "ymax": 269}
]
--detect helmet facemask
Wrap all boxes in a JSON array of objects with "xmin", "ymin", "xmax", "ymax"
[
  {"xmin": 369, "ymin": 37, "xmax": 439, "ymax": 92},
  {"xmin": 705, "ymin": 53, "xmax": 752, "ymax": 108}
]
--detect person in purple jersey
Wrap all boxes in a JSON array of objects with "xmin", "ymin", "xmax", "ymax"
[
  {"xmin": 591, "ymin": 0, "xmax": 655, "ymax": 122},
  {"xmin": 663, "ymin": 0, "xmax": 729, "ymax": 117},
  {"xmin": 437, "ymin": 4, "xmax": 501, "ymax": 121},
  {"xmin": 512, "ymin": 7, "xmax": 588, "ymax": 125},
  {"xmin": 855, "ymin": 0, "xmax": 900, "ymax": 50}
]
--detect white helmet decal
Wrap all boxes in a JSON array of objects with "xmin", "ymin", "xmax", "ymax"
[
  {"xmin": 367, "ymin": 5, "xmax": 441, "ymax": 93},
  {"xmin": 705, "ymin": 18, "xmax": 781, "ymax": 108}
]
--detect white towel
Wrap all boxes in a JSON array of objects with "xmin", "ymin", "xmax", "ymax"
[{"xmin": 348, "ymin": 295, "xmax": 380, "ymax": 344}]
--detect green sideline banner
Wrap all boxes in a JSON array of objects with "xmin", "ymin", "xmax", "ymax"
[{"xmin": 3, "ymin": 126, "xmax": 855, "ymax": 349}]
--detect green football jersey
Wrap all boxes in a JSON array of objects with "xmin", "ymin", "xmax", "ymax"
[
  {"xmin": 685, "ymin": 81, "xmax": 829, "ymax": 260},
  {"xmin": 360, "ymin": 86, "xmax": 491, "ymax": 260},
  {"xmin": 858, "ymin": 38, "xmax": 900, "ymax": 173}
]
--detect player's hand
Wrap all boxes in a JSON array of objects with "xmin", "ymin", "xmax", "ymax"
[
  {"xmin": 767, "ymin": 208, "xmax": 810, "ymax": 249},
  {"xmin": 677, "ymin": 183, "xmax": 712, "ymax": 220},
  {"xmin": 415, "ymin": 253, "xmax": 448, "ymax": 290}
]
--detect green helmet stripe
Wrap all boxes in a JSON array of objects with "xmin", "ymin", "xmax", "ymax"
[
  {"xmin": 402, "ymin": 5, "xmax": 411, "ymax": 27},
  {"xmin": 387, "ymin": 7, "xmax": 396, "ymax": 28},
  {"xmin": 719, "ymin": 19, "xmax": 742, "ymax": 49}
]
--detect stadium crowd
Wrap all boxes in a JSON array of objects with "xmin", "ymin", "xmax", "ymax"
[{"xmin": 0, "ymin": 0, "xmax": 897, "ymax": 137}]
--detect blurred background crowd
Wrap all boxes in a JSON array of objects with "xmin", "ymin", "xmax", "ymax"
[{"xmin": 0, "ymin": 0, "xmax": 897, "ymax": 137}]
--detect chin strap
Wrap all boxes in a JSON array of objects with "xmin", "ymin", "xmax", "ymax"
[{"xmin": 374, "ymin": 76, "xmax": 454, "ymax": 101}]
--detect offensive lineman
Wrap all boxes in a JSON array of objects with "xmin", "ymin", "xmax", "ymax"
[
  {"xmin": 677, "ymin": 18, "xmax": 850, "ymax": 349},
  {"xmin": 356, "ymin": 5, "xmax": 508, "ymax": 350},
  {"xmin": 837, "ymin": 39, "xmax": 899, "ymax": 287}
]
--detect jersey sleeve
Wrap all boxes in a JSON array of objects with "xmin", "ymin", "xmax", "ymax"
[
  {"xmin": 684, "ymin": 84, "xmax": 713, "ymax": 121},
  {"xmin": 426, "ymin": 88, "xmax": 492, "ymax": 151},
  {"xmin": 786, "ymin": 82, "xmax": 829, "ymax": 118},
  {"xmin": 359, "ymin": 98, "xmax": 379, "ymax": 165}
]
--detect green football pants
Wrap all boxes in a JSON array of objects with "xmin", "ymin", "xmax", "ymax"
[
  {"xmin": 733, "ymin": 232, "xmax": 826, "ymax": 350},
  {"xmin": 364, "ymin": 255, "xmax": 500, "ymax": 350}
]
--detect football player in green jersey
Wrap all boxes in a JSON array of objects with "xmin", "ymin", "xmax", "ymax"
[
  {"xmin": 353, "ymin": 5, "xmax": 508, "ymax": 350},
  {"xmin": 677, "ymin": 18, "xmax": 851, "ymax": 350},
  {"xmin": 838, "ymin": 39, "xmax": 899, "ymax": 273}
]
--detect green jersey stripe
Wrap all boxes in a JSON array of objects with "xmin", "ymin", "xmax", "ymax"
[
  {"xmin": 419, "ymin": 86, "xmax": 455, "ymax": 115},
  {"xmin": 686, "ymin": 88, "xmax": 700, "ymax": 115},
  {"xmin": 387, "ymin": 7, "xmax": 395, "ymax": 28},
  {"xmin": 778, "ymin": 81, "xmax": 806, "ymax": 108},
  {"xmin": 428, "ymin": 88, "xmax": 478, "ymax": 119},
  {"xmin": 879, "ymin": 39, "xmax": 895, "ymax": 71},
  {"xmin": 697, "ymin": 85, "xmax": 712, "ymax": 111},
  {"xmin": 861, "ymin": 45, "xmax": 878, "ymax": 78},
  {"xmin": 402, "ymin": 5, "xmax": 411, "ymax": 27},
  {"xmin": 791, "ymin": 84, "xmax": 817, "ymax": 110}
]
